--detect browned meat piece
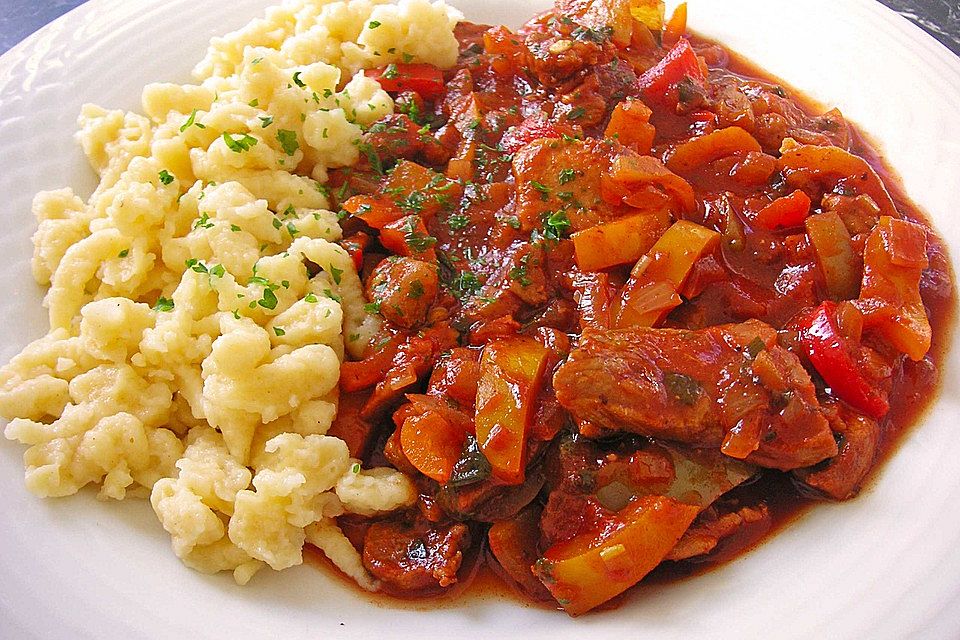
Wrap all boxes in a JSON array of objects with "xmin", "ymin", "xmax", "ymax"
[
  {"xmin": 793, "ymin": 403, "xmax": 880, "ymax": 500},
  {"xmin": 366, "ymin": 257, "xmax": 439, "ymax": 329},
  {"xmin": 666, "ymin": 503, "xmax": 770, "ymax": 561},
  {"xmin": 362, "ymin": 518, "xmax": 472, "ymax": 591},
  {"xmin": 512, "ymin": 138, "xmax": 629, "ymax": 233},
  {"xmin": 553, "ymin": 319, "xmax": 838, "ymax": 470},
  {"xmin": 361, "ymin": 114, "xmax": 424, "ymax": 165},
  {"xmin": 326, "ymin": 389, "xmax": 376, "ymax": 458}
]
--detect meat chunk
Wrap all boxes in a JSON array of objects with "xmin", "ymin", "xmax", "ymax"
[
  {"xmin": 553, "ymin": 320, "xmax": 838, "ymax": 470},
  {"xmin": 366, "ymin": 257, "xmax": 439, "ymax": 329},
  {"xmin": 793, "ymin": 403, "xmax": 880, "ymax": 500},
  {"xmin": 362, "ymin": 518, "xmax": 472, "ymax": 591},
  {"xmin": 512, "ymin": 137, "xmax": 629, "ymax": 233},
  {"xmin": 666, "ymin": 503, "xmax": 770, "ymax": 561}
]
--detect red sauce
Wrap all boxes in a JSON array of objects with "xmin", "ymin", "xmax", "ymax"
[{"xmin": 317, "ymin": 5, "xmax": 956, "ymax": 615}]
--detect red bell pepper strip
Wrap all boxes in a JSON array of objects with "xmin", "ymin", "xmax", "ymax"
[
  {"xmin": 752, "ymin": 189, "xmax": 812, "ymax": 230},
  {"xmin": 364, "ymin": 63, "xmax": 445, "ymax": 100},
  {"xmin": 796, "ymin": 301, "xmax": 889, "ymax": 419},
  {"xmin": 499, "ymin": 115, "xmax": 576, "ymax": 155},
  {"xmin": 637, "ymin": 38, "xmax": 706, "ymax": 107}
]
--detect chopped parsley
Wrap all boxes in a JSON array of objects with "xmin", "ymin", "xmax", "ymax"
[
  {"xmin": 273, "ymin": 327, "xmax": 286, "ymax": 337},
  {"xmin": 222, "ymin": 132, "xmax": 258, "ymax": 153},
  {"xmin": 408, "ymin": 280, "xmax": 425, "ymax": 298},
  {"xmin": 403, "ymin": 218, "xmax": 437, "ymax": 252},
  {"xmin": 292, "ymin": 71, "xmax": 306, "ymax": 87},
  {"xmin": 258, "ymin": 288, "xmax": 279, "ymax": 310},
  {"xmin": 368, "ymin": 20, "xmax": 381, "ymax": 28},
  {"xmin": 530, "ymin": 180, "xmax": 551, "ymax": 201},
  {"xmin": 558, "ymin": 168, "xmax": 576, "ymax": 184},
  {"xmin": 158, "ymin": 170, "xmax": 174, "ymax": 185},
  {"xmin": 118, "ymin": 249, "xmax": 129, "ymax": 258},
  {"xmin": 382, "ymin": 63, "xmax": 400, "ymax": 80},
  {"xmin": 259, "ymin": 115, "xmax": 273, "ymax": 128},
  {"xmin": 363, "ymin": 301, "xmax": 382, "ymax": 314},
  {"xmin": 329, "ymin": 265, "xmax": 344, "ymax": 285},
  {"xmin": 566, "ymin": 106, "xmax": 586, "ymax": 121},
  {"xmin": 304, "ymin": 293, "xmax": 319, "ymax": 303},
  {"xmin": 447, "ymin": 213, "xmax": 470, "ymax": 230},
  {"xmin": 276, "ymin": 129, "xmax": 299, "ymax": 155},
  {"xmin": 153, "ymin": 297, "xmax": 175, "ymax": 312}
]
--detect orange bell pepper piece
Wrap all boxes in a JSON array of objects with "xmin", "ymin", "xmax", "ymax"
[
  {"xmin": 474, "ymin": 336, "xmax": 550, "ymax": 484},
  {"xmin": 666, "ymin": 126, "xmax": 762, "ymax": 174},
  {"xmin": 533, "ymin": 495, "xmax": 699, "ymax": 615}
]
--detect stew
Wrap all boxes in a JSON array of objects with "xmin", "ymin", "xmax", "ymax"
[{"xmin": 324, "ymin": 0, "xmax": 954, "ymax": 615}]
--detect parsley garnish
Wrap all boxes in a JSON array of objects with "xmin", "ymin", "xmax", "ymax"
[
  {"xmin": 363, "ymin": 301, "xmax": 382, "ymax": 314},
  {"xmin": 447, "ymin": 213, "xmax": 470, "ymax": 230},
  {"xmin": 566, "ymin": 107, "xmax": 586, "ymax": 121},
  {"xmin": 153, "ymin": 297, "xmax": 175, "ymax": 312},
  {"xmin": 304, "ymin": 293, "xmax": 319, "ymax": 303},
  {"xmin": 329, "ymin": 265, "xmax": 343, "ymax": 285},
  {"xmin": 259, "ymin": 115, "xmax": 273, "ymax": 128},
  {"xmin": 368, "ymin": 20, "xmax": 381, "ymax": 28},
  {"xmin": 258, "ymin": 288, "xmax": 278, "ymax": 310},
  {"xmin": 158, "ymin": 170, "xmax": 174, "ymax": 185},
  {"xmin": 223, "ymin": 132, "xmax": 258, "ymax": 153},
  {"xmin": 292, "ymin": 71, "xmax": 306, "ymax": 87},
  {"xmin": 530, "ymin": 180, "xmax": 551, "ymax": 200},
  {"xmin": 276, "ymin": 129, "xmax": 299, "ymax": 155},
  {"xmin": 382, "ymin": 64, "xmax": 400, "ymax": 80},
  {"xmin": 273, "ymin": 327, "xmax": 286, "ymax": 336},
  {"xmin": 558, "ymin": 168, "xmax": 576, "ymax": 184},
  {"xmin": 118, "ymin": 249, "xmax": 129, "ymax": 258},
  {"xmin": 408, "ymin": 280, "xmax": 425, "ymax": 298}
]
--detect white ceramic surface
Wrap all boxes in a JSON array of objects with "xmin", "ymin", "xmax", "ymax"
[{"xmin": 0, "ymin": 1, "xmax": 958, "ymax": 638}]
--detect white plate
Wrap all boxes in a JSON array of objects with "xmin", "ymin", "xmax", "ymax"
[{"xmin": 1, "ymin": 0, "xmax": 959, "ymax": 638}]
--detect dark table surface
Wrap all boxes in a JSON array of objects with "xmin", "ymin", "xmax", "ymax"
[{"xmin": 1, "ymin": 0, "xmax": 959, "ymax": 58}]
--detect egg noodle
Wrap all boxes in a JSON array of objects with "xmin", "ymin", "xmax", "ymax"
[{"xmin": 0, "ymin": 0, "xmax": 461, "ymax": 587}]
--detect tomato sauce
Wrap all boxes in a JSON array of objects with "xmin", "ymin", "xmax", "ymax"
[{"xmin": 317, "ymin": 1, "xmax": 956, "ymax": 616}]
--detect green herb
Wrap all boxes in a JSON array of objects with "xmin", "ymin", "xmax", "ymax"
[
  {"xmin": 447, "ymin": 213, "xmax": 470, "ymax": 230},
  {"xmin": 558, "ymin": 168, "xmax": 576, "ymax": 184},
  {"xmin": 382, "ymin": 63, "xmax": 400, "ymax": 80},
  {"xmin": 158, "ymin": 170, "xmax": 174, "ymax": 185},
  {"xmin": 329, "ymin": 265, "xmax": 343, "ymax": 285},
  {"xmin": 258, "ymin": 288, "xmax": 279, "ymax": 310},
  {"xmin": 273, "ymin": 327, "xmax": 286, "ymax": 336},
  {"xmin": 530, "ymin": 180, "xmax": 551, "ymax": 201},
  {"xmin": 223, "ymin": 132, "xmax": 258, "ymax": 153},
  {"xmin": 179, "ymin": 108, "xmax": 206, "ymax": 133},
  {"xmin": 368, "ymin": 20, "xmax": 381, "ymax": 28},
  {"xmin": 286, "ymin": 221, "xmax": 299, "ymax": 237},
  {"xmin": 118, "ymin": 249, "xmax": 129, "ymax": 258},
  {"xmin": 509, "ymin": 255, "xmax": 532, "ymax": 287},
  {"xmin": 248, "ymin": 98, "xmax": 259, "ymax": 107},
  {"xmin": 193, "ymin": 212, "xmax": 214, "ymax": 230},
  {"xmin": 570, "ymin": 25, "xmax": 614, "ymax": 43},
  {"xmin": 403, "ymin": 218, "xmax": 437, "ymax": 252},
  {"xmin": 323, "ymin": 289, "xmax": 342, "ymax": 302},
  {"xmin": 292, "ymin": 71, "xmax": 306, "ymax": 87},
  {"xmin": 276, "ymin": 129, "xmax": 299, "ymax": 155},
  {"xmin": 259, "ymin": 115, "xmax": 273, "ymax": 128},
  {"xmin": 401, "ymin": 52, "xmax": 414, "ymax": 63},
  {"xmin": 230, "ymin": 224, "xmax": 242, "ymax": 232},
  {"xmin": 304, "ymin": 293, "xmax": 319, "ymax": 303},
  {"xmin": 355, "ymin": 141, "xmax": 384, "ymax": 175},
  {"xmin": 500, "ymin": 215, "xmax": 521, "ymax": 230},
  {"xmin": 663, "ymin": 372, "xmax": 703, "ymax": 406},
  {"xmin": 408, "ymin": 280, "xmax": 425, "ymax": 298},
  {"xmin": 153, "ymin": 297, "xmax": 175, "ymax": 312},
  {"xmin": 540, "ymin": 210, "xmax": 570, "ymax": 242},
  {"xmin": 363, "ymin": 301, "xmax": 382, "ymax": 314},
  {"xmin": 566, "ymin": 106, "xmax": 586, "ymax": 121},
  {"xmin": 209, "ymin": 264, "xmax": 226, "ymax": 278}
]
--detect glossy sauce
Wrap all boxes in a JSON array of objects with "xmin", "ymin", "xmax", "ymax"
[{"xmin": 316, "ymin": 22, "xmax": 956, "ymax": 612}]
